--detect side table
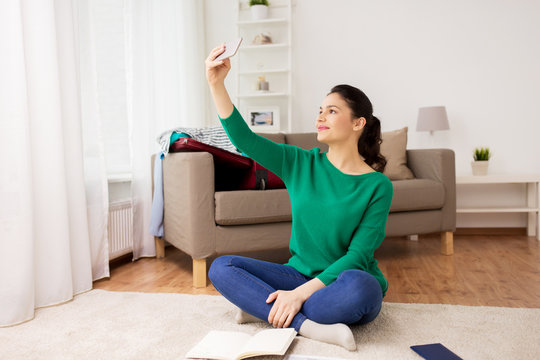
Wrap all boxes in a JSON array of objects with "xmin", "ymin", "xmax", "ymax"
[{"xmin": 456, "ymin": 174, "xmax": 540, "ymax": 240}]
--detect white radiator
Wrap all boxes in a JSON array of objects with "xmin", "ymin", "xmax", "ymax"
[{"xmin": 108, "ymin": 200, "xmax": 133, "ymax": 260}]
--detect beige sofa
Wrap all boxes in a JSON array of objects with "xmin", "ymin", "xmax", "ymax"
[{"xmin": 152, "ymin": 130, "xmax": 456, "ymax": 288}]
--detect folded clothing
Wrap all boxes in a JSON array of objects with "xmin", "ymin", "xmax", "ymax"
[
  {"xmin": 170, "ymin": 131, "xmax": 191, "ymax": 144},
  {"xmin": 157, "ymin": 126, "xmax": 240, "ymax": 157},
  {"xmin": 169, "ymin": 137, "xmax": 285, "ymax": 191}
]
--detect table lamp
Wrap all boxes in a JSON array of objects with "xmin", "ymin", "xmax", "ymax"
[{"xmin": 416, "ymin": 106, "xmax": 450, "ymax": 135}]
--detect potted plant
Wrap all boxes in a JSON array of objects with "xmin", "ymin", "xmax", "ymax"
[
  {"xmin": 249, "ymin": 0, "xmax": 269, "ymax": 20},
  {"xmin": 471, "ymin": 147, "xmax": 491, "ymax": 175}
]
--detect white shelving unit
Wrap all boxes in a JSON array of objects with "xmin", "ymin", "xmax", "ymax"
[
  {"xmin": 456, "ymin": 173, "xmax": 540, "ymax": 239},
  {"xmin": 235, "ymin": 0, "xmax": 292, "ymax": 133}
]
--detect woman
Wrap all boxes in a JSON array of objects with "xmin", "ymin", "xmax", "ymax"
[{"xmin": 205, "ymin": 44, "xmax": 393, "ymax": 351}]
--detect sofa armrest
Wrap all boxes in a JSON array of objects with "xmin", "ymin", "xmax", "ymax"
[
  {"xmin": 162, "ymin": 152, "xmax": 216, "ymax": 259},
  {"xmin": 406, "ymin": 149, "xmax": 456, "ymax": 232}
]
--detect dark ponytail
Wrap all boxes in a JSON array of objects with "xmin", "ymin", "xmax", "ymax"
[{"xmin": 328, "ymin": 84, "xmax": 387, "ymax": 173}]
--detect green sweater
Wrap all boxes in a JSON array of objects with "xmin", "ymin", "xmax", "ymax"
[{"xmin": 219, "ymin": 106, "xmax": 393, "ymax": 297}]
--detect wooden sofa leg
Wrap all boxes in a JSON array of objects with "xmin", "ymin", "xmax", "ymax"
[
  {"xmin": 155, "ymin": 237, "xmax": 165, "ymax": 258},
  {"xmin": 441, "ymin": 231, "xmax": 454, "ymax": 255},
  {"xmin": 193, "ymin": 258, "xmax": 207, "ymax": 288}
]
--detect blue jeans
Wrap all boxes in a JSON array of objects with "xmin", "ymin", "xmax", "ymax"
[{"xmin": 208, "ymin": 255, "xmax": 383, "ymax": 332}]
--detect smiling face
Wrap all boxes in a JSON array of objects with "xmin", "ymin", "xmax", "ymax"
[{"xmin": 316, "ymin": 92, "xmax": 365, "ymax": 146}]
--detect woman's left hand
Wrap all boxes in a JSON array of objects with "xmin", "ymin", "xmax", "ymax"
[{"xmin": 266, "ymin": 290, "xmax": 305, "ymax": 328}]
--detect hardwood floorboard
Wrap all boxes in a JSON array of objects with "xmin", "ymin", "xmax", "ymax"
[{"xmin": 94, "ymin": 232, "xmax": 540, "ymax": 308}]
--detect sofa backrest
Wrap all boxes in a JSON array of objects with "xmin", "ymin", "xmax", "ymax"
[
  {"xmin": 256, "ymin": 132, "xmax": 286, "ymax": 144},
  {"xmin": 256, "ymin": 132, "xmax": 328, "ymax": 152},
  {"xmin": 286, "ymin": 133, "xmax": 328, "ymax": 152}
]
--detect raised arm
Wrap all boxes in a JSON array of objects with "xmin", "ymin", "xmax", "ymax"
[
  {"xmin": 205, "ymin": 44, "xmax": 296, "ymax": 179},
  {"xmin": 205, "ymin": 43, "xmax": 234, "ymax": 118}
]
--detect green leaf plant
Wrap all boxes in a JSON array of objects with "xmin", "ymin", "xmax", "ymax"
[
  {"xmin": 249, "ymin": 0, "xmax": 269, "ymax": 6},
  {"xmin": 473, "ymin": 147, "xmax": 491, "ymax": 161}
]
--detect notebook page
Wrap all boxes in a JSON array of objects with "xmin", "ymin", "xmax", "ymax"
[
  {"xmin": 238, "ymin": 328, "xmax": 297, "ymax": 358},
  {"xmin": 185, "ymin": 330, "xmax": 251, "ymax": 360}
]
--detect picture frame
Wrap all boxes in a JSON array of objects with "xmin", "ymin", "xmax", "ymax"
[{"xmin": 246, "ymin": 106, "xmax": 280, "ymax": 132}]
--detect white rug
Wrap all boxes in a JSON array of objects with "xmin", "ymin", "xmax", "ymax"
[{"xmin": 0, "ymin": 289, "xmax": 538, "ymax": 360}]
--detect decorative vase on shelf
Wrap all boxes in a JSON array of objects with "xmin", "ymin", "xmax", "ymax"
[
  {"xmin": 252, "ymin": 32, "xmax": 273, "ymax": 45},
  {"xmin": 250, "ymin": 0, "xmax": 269, "ymax": 20},
  {"xmin": 256, "ymin": 75, "xmax": 269, "ymax": 92},
  {"xmin": 471, "ymin": 160, "xmax": 489, "ymax": 176},
  {"xmin": 471, "ymin": 147, "xmax": 491, "ymax": 176}
]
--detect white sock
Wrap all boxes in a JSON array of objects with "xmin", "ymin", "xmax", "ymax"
[
  {"xmin": 298, "ymin": 319, "xmax": 356, "ymax": 351},
  {"xmin": 235, "ymin": 308, "xmax": 263, "ymax": 324}
]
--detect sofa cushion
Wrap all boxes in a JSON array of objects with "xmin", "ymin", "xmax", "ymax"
[
  {"xmin": 215, "ymin": 189, "xmax": 292, "ymax": 225},
  {"xmin": 215, "ymin": 178, "xmax": 443, "ymax": 225},
  {"xmin": 389, "ymin": 179, "xmax": 445, "ymax": 212},
  {"xmin": 381, "ymin": 126, "xmax": 415, "ymax": 181},
  {"xmin": 256, "ymin": 132, "xmax": 286, "ymax": 144}
]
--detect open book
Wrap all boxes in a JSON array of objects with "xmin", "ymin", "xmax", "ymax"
[{"xmin": 185, "ymin": 328, "xmax": 297, "ymax": 360}]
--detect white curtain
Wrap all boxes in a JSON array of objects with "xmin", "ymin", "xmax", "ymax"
[
  {"xmin": 126, "ymin": 0, "xmax": 208, "ymax": 259},
  {"xmin": 0, "ymin": 0, "xmax": 207, "ymax": 326},
  {"xmin": 0, "ymin": 0, "xmax": 109, "ymax": 327},
  {"xmin": 75, "ymin": 0, "xmax": 110, "ymax": 279}
]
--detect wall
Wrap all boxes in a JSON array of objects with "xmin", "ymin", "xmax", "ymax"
[
  {"xmin": 204, "ymin": 0, "xmax": 237, "ymax": 126},
  {"xmin": 205, "ymin": 0, "xmax": 540, "ymax": 229}
]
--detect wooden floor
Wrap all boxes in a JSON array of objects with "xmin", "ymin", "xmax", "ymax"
[{"xmin": 94, "ymin": 231, "xmax": 540, "ymax": 308}]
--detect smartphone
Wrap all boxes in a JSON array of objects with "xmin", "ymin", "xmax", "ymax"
[
  {"xmin": 214, "ymin": 37, "xmax": 243, "ymax": 61},
  {"xmin": 410, "ymin": 343, "xmax": 463, "ymax": 360}
]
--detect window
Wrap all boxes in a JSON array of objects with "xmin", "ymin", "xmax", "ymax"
[{"xmin": 91, "ymin": 0, "xmax": 131, "ymax": 176}]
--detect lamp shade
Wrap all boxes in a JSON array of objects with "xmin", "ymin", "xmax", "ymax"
[{"xmin": 416, "ymin": 106, "xmax": 450, "ymax": 132}]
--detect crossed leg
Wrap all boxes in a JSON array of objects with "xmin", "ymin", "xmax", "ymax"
[{"xmin": 208, "ymin": 255, "xmax": 383, "ymax": 351}]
